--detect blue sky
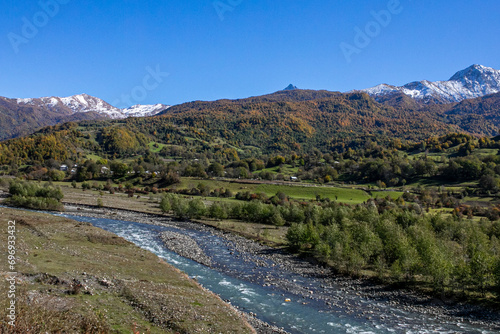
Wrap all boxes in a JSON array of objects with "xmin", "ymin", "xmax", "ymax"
[{"xmin": 2, "ymin": 0, "xmax": 500, "ymax": 106}]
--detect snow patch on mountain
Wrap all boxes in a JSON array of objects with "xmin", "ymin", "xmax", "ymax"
[
  {"xmin": 15, "ymin": 94, "xmax": 169, "ymax": 119},
  {"xmin": 361, "ymin": 65, "xmax": 500, "ymax": 103},
  {"xmin": 122, "ymin": 104, "xmax": 170, "ymax": 117}
]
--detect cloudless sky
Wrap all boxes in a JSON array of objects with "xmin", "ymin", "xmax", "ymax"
[{"xmin": 1, "ymin": 0, "xmax": 500, "ymax": 106}]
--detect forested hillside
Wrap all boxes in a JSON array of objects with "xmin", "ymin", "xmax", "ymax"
[{"xmin": 2, "ymin": 90, "xmax": 500, "ymax": 166}]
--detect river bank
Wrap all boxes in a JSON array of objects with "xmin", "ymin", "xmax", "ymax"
[
  {"xmin": 63, "ymin": 204, "xmax": 500, "ymax": 333},
  {"xmin": 0, "ymin": 206, "xmax": 258, "ymax": 334}
]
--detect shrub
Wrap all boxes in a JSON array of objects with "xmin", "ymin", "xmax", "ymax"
[
  {"xmin": 162, "ymin": 172, "xmax": 181, "ymax": 186},
  {"xmin": 209, "ymin": 202, "xmax": 229, "ymax": 220},
  {"xmin": 160, "ymin": 195, "xmax": 172, "ymax": 213},
  {"xmin": 48, "ymin": 169, "xmax": 66, "ymax": 181},
  {"xmin": 0, "ymin": 178, "xmax": 10, "ymax": 188},
  {"xmin": 495, "ymin": 259, "xmax": 500, "ymax": 298},
  {"xmin": 171, "ymin": 196, "xmax": 189, "ymax": 219},
  {"xmin": 187, "ymin": 199, "xmax": 206, "ymax": 218},
  {"xmin": 8, "ymin": 195, "xmax": 64, "ymax": 211},
  {"xmin": 7, "ymin": 181, "xmax": 64, "ymax": 211},
  {"xmin": 270, "ymin": 209, "xmax": 286, "ymax": 226}
]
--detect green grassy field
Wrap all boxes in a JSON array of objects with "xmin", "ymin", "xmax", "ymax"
[
  {"xmin": 254, "ymin": 183, "xmax": 370, "ymax": 203},
  {"xmin": 148, "ymin": 141, "xmax": 167, "ymax": 153},
  {"xmin": 371, "ymin": 191, "xmax": 404, "ymax": 199},
  {"xmin": 463, "ymin": 196, "xmax": 497, "ymax": 203},
  {"xmin": 405, "ymin": 178, "xmax": 478, "ymax": 188},
  {"xmin": 409, "ymin": 152, "xmax": 447, "ymax": 161},
  {"xmin": 85, "ymin": 153, "xmax": 104, "ymax": 162},
  {"xmin": 178, "ymin": 178, "xmax": 371, "ymax": 204},
  {"xmin": 260, "ymin": 165, "xmax": 300, "ymax": 176},
  {"xmin": 409, "ymin": 147, "xmax": 499, "ymax": 161},
  {"xmin": 472, "ymin": 148, "xmax": 499, "ymax": 156}
]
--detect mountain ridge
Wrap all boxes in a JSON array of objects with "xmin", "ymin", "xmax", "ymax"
[
  {"xmin": 3, "ymin": 89, "xmax": 500, "ymax": 167},
  {"xmin": 360, "ymin": 64, "xmax": 500, "ymax": 103},
  {"xmin": 15, "ymin": 93, "xmax": 169, "ymax": 119},
  {"xmin": 0, "ymin": 94, "xmax": 169, "ymax": 141},
  {"xmin": 3, "ymin": 64, "xmax": 500, "ymax": 142}
]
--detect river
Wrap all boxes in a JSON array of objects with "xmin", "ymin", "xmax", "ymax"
[{"xmin": 53, "ymin": 211, "xmax": 498, "ymax": 334}]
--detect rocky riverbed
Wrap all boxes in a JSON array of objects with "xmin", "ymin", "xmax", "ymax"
[
  {"xmin": 159, "ymin": 231, "xmax": 213, "ymax": 267},
  {"xmin": 63, "ymin": 204, "xmax": 500, "ymax": 333}
]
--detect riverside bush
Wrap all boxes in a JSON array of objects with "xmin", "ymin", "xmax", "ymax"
[
  {"xmin": 286, "ymin": 203, "xmax": 500, "ymax": 297},
  {"xmin": 7, "ymin": 180, "xmax": 64, "ymax": 211}
]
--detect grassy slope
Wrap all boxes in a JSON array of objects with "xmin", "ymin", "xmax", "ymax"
[{"xmin": 0, "ymin": 207, "xmax": 254, "ymax": 334}]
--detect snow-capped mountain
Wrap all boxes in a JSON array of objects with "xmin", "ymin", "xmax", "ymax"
[
  {"xmin": 122, "ymin": 104, "xmax": 170, "ymax": 117},
  {"xmin": 15, "ymin": 94, "xmax": 169, "ymax": 119},
  {"xmin": 361, "ymin": 65, "xmax": 500, "ymax": 103}
]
